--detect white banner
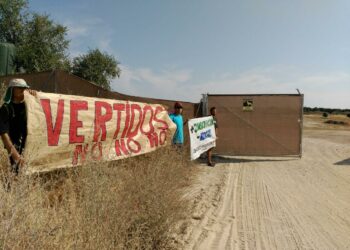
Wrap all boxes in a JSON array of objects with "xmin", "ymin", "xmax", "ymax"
[
  {"xmin": 188, "ymin": 116, "xmax": 216, "ymax": 160},
  {"xmin": 24, "ymin": 92, "xmax": 176, "ymax": 174}
]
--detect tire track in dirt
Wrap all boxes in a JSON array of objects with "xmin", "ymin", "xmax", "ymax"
[
  {"xmin": 193, "ymin": 163, "xmax": 240, "ymax": 250},
  {"xmin": 184, "ymin": 135, "xmax": 350, "ymax": 250}
]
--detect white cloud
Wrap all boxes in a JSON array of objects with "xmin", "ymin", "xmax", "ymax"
[
  {"xmin": 135, "ymin": 68, "xmax": 191, "ymax": 88},
  {"xmin": 111, "ymin": 66, "xmax": 192, "ymax": 101},
  {"xmin": 66, "ymin": 25, "xmax": 87, "ymax": 38},
  {"xmin": 112, "ymin": 65, "xmax": 350, "ymax": 109},
  {"xmin": 111, "ymin": 65, "xmax": 141, "ymax": 95},
  {"xmin": 184, "ymin": 68, "xmax": 350, "ymax": 109},
  {"xmin": 98, "ymin": 39, "xmax": 112, "ymax": 52},
  {"xmin": 301, "ymin": 72, "xmax": 350, "ymax": 87},
  {"xmin": 64, "ymin": 21, "xmax": 89, "ymax": 39},
  {"xmin": 64, "ymin": 18, "xmax": 115, "ymax": 57},
  {"xmin": 298, "ymin": 72, "xmax": 350, "ymax": 108}
]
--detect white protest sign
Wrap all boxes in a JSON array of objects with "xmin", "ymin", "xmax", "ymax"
[{"xmin": 188, "ymin": 116, "xmax": 216, "ymax": 160}]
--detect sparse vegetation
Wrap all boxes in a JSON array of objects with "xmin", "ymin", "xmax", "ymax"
[
  {"xmin": 324, "ymin": 120, "xmax": 348, "ymax": 126},
  {"xmin": 322, "ymin": 112, "xmax": 328, "ymax": 118},
  {"xmin": 0, "ymin": 147, "xmax": 194, "ymax": 249},
  {"xmin": 0, "ymin": 72, "xmax": 194, "ymax": 249},
  {"xmin": 304, "ymin": 106, "xmax": 350, "ymax": 115}
]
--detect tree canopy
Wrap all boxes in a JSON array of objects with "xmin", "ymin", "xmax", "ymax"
[
  {"xmin": 0, "ymin": 0, "xmax": 70, "ymax": 72},
  {"xmin": 0, "ymin": 0, "xmax": 121, "ymax": 89},
  {"xmin": 72, "ymin": 49, "xmax": 120, "ymax": 90},
  {"xmin": 0, "ymin": 0, "xmax": 27, "ymax": 44},
  {"xmin": 16, "ymin": 13, "xmax": 70, "ymax": 72}
]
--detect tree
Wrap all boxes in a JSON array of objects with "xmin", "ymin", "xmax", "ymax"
[
  {"xmin": 0, "ymin": 0, "xmax": 28, "ymax": 44},
  {"xmin": 1, "ymin": 1, "xmax": 122, "ymax": 83},
  {"xmin": 72, "ymin": 49, "xmax": 121, "ymax": 90},
  {"xmin": 0, "ymin": 0, "xmax": 70, "ymax": 73},
  {"xmin": 16, "ymin": 13, "xmax": 70, "ymax": 72}
]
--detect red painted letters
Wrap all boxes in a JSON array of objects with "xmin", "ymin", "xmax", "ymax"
[
  {"xmin": 93, "ymin": 101, "xmax": 112, "ymax": 142},
  {"xmin": 40, "ymin": 99, "xmax": 65, "ymax": 146},
  {"xmin": 40, "ymin": 97, "xmax": 170, "ymax": 164},
  {"xmin": 127, "ymin": 104, "xmax": 142, "ymax": 138},
  {"xmin": 69, "ymin": 100, "xmax": 88, "ymax": 144},
  {"xmin": 113, "ymin": 103, "xmax": 125, "ymax": 139},
  {"xmin": 154, "ymin": 106, "xmax": 168, "ymax": 130},
  {"xmin": 140, "ymin": 105, "xmax": 155, "ymax": 135}
]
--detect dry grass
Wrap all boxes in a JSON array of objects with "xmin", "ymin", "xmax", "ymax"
[
  {"xmin": 0, "ymin": 82, "xmax": 196, "ymax": 249},
  {"xmin": 0, "ymin": 146, "xmax": 194, "ymax": 249},
  {"xmin": 304, "ymin": 114, "xmax": 349, "ymax": 131}
]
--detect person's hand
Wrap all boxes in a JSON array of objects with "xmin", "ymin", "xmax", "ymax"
[
  {"xmin": 26, "ymin": 89, "xmax": 37, "ymax": 97},
  {"xmin": 12, "ymin": 150, "xmax": 25, "ymax": 167}
]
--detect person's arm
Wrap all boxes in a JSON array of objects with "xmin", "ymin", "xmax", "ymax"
[
  {"xmin": 1, "ymin": 133, "xmax": 24, "ymax": 166},
  {"xmin": 26, "ymin": 89, "xmax": 37, "ymax": 97}
]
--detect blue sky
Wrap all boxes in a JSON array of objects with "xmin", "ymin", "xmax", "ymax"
[{"xmin": 30, "ymin": 0, "xmax": 350, "ymax": 108}]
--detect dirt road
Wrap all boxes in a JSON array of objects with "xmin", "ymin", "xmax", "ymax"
[{"xmin": 182, "ymin": 129, "xmax": 350, "ymax": 249}]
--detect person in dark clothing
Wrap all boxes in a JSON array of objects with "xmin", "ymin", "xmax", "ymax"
[
  {"xmin": 207, "ymin": 107, "xmax": 218, "ymax": 167},
  {"xmin": 0, "ymin": 78, "xmax": 36, "ymax": 173}
]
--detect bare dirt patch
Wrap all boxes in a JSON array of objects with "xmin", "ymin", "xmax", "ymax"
[{"xmin": 180, "ymin": 115, "xmax": 350, "ymax": 249}]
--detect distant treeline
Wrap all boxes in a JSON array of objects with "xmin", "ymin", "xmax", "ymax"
[{"xmin": 304, "ymin": 107, "xmax": 350, "ymax": 114}]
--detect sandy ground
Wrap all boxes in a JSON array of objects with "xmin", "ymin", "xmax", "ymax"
[{"xmin": 180, "ymin": 115, "xmax": 350, "ymax": 250}]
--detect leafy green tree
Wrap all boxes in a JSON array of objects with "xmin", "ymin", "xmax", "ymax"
[
  {"xmin": 16, "ymin": 13, "xmax": 70, "ymax": 72},
  {"xmin": 0, "ymin": 0, "xmax": 28, "ymax": 44},
  {"xmin": 1, "ymin": 0, "xmax": 122, "ymax": 83},
  {"xmin": 72, "ymin": 49, "xmax": 121, "ymax": 90},
  {"xmin": 0, "ymin": 0, "xmax": 70, "ymax": 73}
]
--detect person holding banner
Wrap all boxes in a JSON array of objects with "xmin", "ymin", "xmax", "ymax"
[
  {"xmin": 207, "ymin": 107, "xmax": 218, "ymax": 167},
  {"xmin": 0, "ymin": 79, "xmax": 36, "ymax": 173},
  {"xmin": 169, "ymin": 102, "xmax": 187, "ymax": 147}
]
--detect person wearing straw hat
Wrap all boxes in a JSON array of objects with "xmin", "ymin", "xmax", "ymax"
[{"xmin": 0, "ymin": 78, "xmax": 36, "ymax": 173}]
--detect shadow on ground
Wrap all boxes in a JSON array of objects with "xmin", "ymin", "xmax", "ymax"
[
  {"xmin": 196, "ymin": 155, "xmax": 299, "ymax": 165},
  {"xmin": 334, "ymin": 158, "xmax": 350, "ymax": 166}
]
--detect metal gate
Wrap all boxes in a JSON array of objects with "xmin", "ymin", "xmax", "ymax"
[{"xmin": 203, "ymin": 94, "xmax": 303, "ymax": 157}]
